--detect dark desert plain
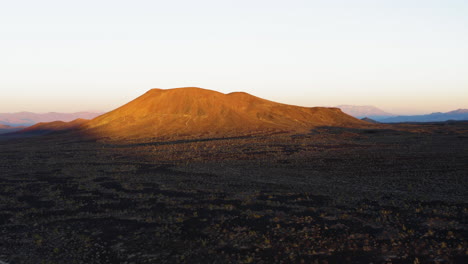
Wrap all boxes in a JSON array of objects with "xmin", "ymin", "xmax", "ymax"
[{"xmin": 0, "ymin": 88, "xmax": 467, "ymax": 264}]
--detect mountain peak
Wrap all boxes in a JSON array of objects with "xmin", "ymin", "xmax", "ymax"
[
  {"xmin": 82, "ymin": 87, "xmax": 369, "ymax": 140},
  {"xmin": 148, "ymin": 87, "xmax": 221, "ymax": 94}
]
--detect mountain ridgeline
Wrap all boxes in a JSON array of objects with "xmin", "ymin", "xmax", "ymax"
[
  {"xmin": 380, "ymin": 109, "xmax": 468, "ymax": 123},
  {"xmin": 337, "ymin": 105, "xmax": 468, "ymax": 123}
]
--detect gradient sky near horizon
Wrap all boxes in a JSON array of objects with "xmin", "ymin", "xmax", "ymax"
[{"xmin": 1, "ymin": 0, "xmax": 467, "ymax": 115}]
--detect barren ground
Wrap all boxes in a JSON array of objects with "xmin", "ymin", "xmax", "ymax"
[{"xmin": 0, "ymin": 123, "xmax": 467, "ymax": 263}]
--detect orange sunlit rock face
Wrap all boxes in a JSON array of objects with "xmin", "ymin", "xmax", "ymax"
[{"xmin": 80, "ymin": 87, "xmax": 370, "ymax": 140}]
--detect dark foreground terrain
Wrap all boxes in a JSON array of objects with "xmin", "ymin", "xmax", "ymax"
[{"xmin": 0, "ymin": 123, "xmax": 467, "ymax": 263}]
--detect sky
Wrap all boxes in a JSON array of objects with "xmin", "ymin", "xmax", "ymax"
[{"xmin": 1, "ymin": 0, "xmax": 467, "ymax": 115}]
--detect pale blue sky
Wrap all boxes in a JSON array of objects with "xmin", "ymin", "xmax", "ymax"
[{"xmin": 1, "ymin": 0, "xmax": 467, "ymax": 114}]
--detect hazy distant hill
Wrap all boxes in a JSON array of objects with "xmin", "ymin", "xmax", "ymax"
[
  {"xmin": 336, "ymin": 105, "xmax": 395, "ymax": 120},
  {"xmin": 380, "ymin": 109, "xmax": 468, "ymax": 123},
  {"xmin": 0, "ymin": 112, "xmax": 102, "ymax": 127}
]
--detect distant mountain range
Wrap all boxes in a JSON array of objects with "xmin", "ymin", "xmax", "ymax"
[
  {"xmin": 380, "ymin": 109, "xmax": 468, "ymax": 123},
  {"xmin": 0, "ymin": 112, "xmax": 103, "ymax": 127},
  {"xmin": 338, "ymin": 105, "xmax": 468, "ymax": 123},
  {"xmin": 336, "ymin": 105, "xmax": 395, "ymax": 120}
]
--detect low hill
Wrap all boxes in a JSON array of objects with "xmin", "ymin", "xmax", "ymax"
[
  {"xmin": 10, "ymin": 118, "xmax": 89, "ymax": 137},
  {"xmin": 0, "ymin": 112, "xmax": 102, "ymax": 127},
  {"xmin": 82, "ymin": 87, "xmax": 370, "ymax": 140},
  {"xmin": 361, "ymin": 117, "xmax": 380, "ymax": 124},
  {"xmin": 0, "ymin": 124, "xmax": 26, "ymax": 135}
]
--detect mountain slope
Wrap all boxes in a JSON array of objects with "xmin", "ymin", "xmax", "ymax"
[
  {"xmin": 381, "ymin": 109, "xmax": 468, "ymax": 123},
  {"xmin": 82, "ymin": 87, "xmax": 370, "ymax": 140}
]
